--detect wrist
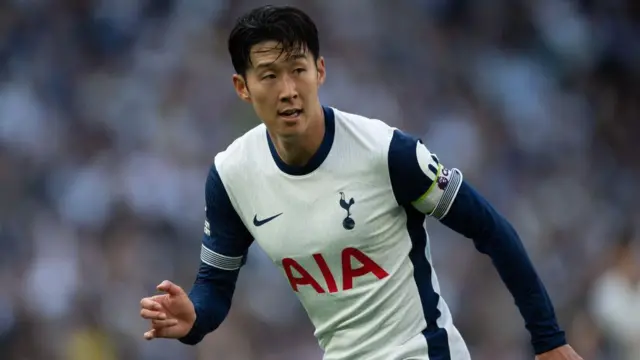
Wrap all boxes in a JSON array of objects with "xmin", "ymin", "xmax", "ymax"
[
  {"xmin": 178, "ymin": 301, "xmax": 203, "ymax": 345},
  {"xmin": 532, "ymin": 330, "xmax": 567, "ymax": 355}
]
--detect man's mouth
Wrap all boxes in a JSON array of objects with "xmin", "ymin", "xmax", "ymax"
[{"xmin": 278, "ymin": 108, "xmax": 303, "ymax": 118}]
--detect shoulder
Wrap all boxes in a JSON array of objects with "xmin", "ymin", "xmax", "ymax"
[
  {"xmin": 330, "ymin": 107, "xmax": 399, "ymax": 172},
  {"xmin": 214, "ymin": 123, "xmax": 266, "ymax": 184},
  {"xmin": 332, "ymin": 107, "xmax": 396, "ymax": 147},
  {"xmin": 331, "ymin": 107, "xmax": 435, "ymax": 165}
]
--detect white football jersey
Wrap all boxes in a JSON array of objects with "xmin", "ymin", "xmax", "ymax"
[{"xmin": 208, "ymin": 106, "xmax": 471, "ymax": 360}]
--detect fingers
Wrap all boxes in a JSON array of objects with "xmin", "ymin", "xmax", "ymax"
[
  {"xmin": 142, "ymin": 281, "xmax": 185, "ymax": 341},
  {"xmin": 143, "ymin": 320, "xmax": 178, "ymax": 341},
  {"xmin": 140, "ymin": 308, "xmax": 166, "ymax": 321},
  {"xmin": 140, "ymin": 297, "xmax": 161, "ymax": 311},
  {"xmin": 151, "ymin": 318, "xmax": 179, "ymax": 328},
  {"xmin": 156, "ymin": 280, "xmax": 184, "ymax": 296}
]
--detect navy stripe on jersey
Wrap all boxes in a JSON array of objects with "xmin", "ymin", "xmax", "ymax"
[
  {"xmin": 387, "ymin": 130, "xmax": 436, "ymax": 205},
  {"xmin": 388, "ymin": 130, "xmax": 451, "ymax": 357},
  {"xmin": 180, "ymin": 164, "xmax": 253, "ymax": 345},
  {"xmin": 406, "ymin": 206, "xmax": 452, "ymax": 359},
  {"xmin": 267, "ymin": 105, "xmax": 335, "ymax": 176}
]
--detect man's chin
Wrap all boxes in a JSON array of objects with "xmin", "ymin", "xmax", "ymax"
[
  {"xmin": 277, "ymin": 111, "xmax": 303, "ymax": 125},
  {"xmin": 275, "ymin": 118, "xmax": 306, "ymax": 136},
  {"xmin": 275, "ymin": 128, "xmax": 305, "ymax": 140}
]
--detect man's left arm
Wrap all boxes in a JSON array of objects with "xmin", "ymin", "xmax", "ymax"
[{"xmin": 387, "ymin": 129, "xmax": 569, "ymax": 355}]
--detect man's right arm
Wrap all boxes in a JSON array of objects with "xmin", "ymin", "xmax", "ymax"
[{"xmin": 178, "ymin": 164, "xmax": 253, "ymax": 345}]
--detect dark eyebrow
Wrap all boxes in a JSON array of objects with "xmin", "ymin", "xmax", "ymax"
[
  {"xmin": 288, "ymin": 54, "xmax": 307, "ymax": 62},
  {"xmin": 253, "ymin": 53, "xmax": 307, "ymax": 71}
]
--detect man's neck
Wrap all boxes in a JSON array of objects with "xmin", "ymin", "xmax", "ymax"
[{"xmin": 271, "ymin": 107, "xmax": 325, "ymax": 167}]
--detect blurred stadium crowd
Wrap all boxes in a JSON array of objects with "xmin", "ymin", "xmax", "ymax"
[{"xmin": 0, "ymin": 0, "xmax": 638, "ymax": 359}]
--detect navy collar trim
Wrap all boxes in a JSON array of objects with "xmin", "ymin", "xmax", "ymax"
[{"xmin": 267, "ymin": 106, "xmax": 335, "ymax": 176}]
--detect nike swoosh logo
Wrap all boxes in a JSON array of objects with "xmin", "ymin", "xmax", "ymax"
[{"xmin": 253, "ymin": 213, "xmax": 283, "ymax": 227}]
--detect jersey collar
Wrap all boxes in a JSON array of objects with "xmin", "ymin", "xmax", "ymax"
[{"xmin": 266, "ymin": 105, "xmax": 335, "ymax": 176}]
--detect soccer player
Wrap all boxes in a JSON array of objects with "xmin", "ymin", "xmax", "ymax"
[{"xmin": 139, "ymin": 5, "xmax": 582, "ymax": 360}]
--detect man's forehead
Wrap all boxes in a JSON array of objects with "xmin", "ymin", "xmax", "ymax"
[
  {"xmin": 250, "ymin": 40, "xmax": 307, "ymax": 54},
  {"xmin": 250, "ymin": 42, "xmax": 309, "ymax": 67}
]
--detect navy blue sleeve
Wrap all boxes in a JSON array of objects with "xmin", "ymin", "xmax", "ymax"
[
  {"xmin": 441, "ymin": 183, "xmax": 566, "ymax": 354},
  {"xmin": 387, "ymin": 130, "xmax": 566, "ymax": 354},
  {"xmin": 178, "ymin": 164, "xmax": 253, "ymax": 345}
]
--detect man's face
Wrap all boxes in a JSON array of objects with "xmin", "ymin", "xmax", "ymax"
[{"xmin": 233, "ymin": 41, "xmax": 326, "ymax": 139}]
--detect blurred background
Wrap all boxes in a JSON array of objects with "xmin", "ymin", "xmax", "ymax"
[{"xmin": 0, "ymin": 0, "xmax": 639, "ymax": 359}]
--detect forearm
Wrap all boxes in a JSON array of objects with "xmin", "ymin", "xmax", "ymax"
[
  {"xmin": 441, "ymin": 182, "xmax": 566, "ymax": 354},
  {"xmin": 180, "ymin": 162, "xmax": 253, "ymax": 345},
  {"xmin": 178, "ymin": 262, "xmax": 239, "ymax": 345}
]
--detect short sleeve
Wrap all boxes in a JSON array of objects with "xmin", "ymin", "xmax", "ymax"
[
  {"xmin": 201, "ymin": 164, "xmax": 253, "ymax": 271},
  {"xmin": 387, "ymin": 129, "xmax": 463, "ymax": 219}
]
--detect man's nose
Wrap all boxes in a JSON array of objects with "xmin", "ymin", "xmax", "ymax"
[{"xmin": 279, "ymin": 75, "xmax": 298, "ymax": 102}]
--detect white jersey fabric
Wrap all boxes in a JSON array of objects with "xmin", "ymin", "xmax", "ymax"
[{"xmin": 207, "ymin": 106, "xmax": 471, "ymax": 360}]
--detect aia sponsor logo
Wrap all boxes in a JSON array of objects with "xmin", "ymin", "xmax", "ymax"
[{"xmin": 282, "ymin": 247, "xmax": 389, "ymax": 293}]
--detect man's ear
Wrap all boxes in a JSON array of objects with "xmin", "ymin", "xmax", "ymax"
[
  {"xmin": 232, "ymin": 74, "xmax": 251, "ymax": 103},
  {"xmin": 316, "ymin": 56, "xmax": 326, "ymax": 86}
]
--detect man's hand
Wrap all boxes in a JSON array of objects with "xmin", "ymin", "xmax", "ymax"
[
  {"xmin": 535, "ymin": 345, "xmax": 583, "ymax": 360},
  {"xmin": 140, "ymin": 280, "xmax": 196, "ymax": 340}
]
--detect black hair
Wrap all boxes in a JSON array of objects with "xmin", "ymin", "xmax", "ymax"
[{"xmin": 228, "ymin": 5, "xmax": 320, "ymax": 77}]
